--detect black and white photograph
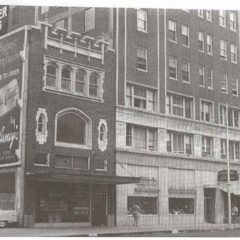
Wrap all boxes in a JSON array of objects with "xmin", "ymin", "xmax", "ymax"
[{"xmin": 1, "ymin": 1, "xmax": 240, "ymax": 237}]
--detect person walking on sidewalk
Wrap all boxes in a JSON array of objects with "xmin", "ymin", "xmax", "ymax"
[{"xmin": 131, "ymin": 204, "xmax": 141, "ymax": 227}]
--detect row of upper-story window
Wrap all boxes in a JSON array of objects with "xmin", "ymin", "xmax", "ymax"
[
  {"xmin": 45, "ymin": 60, "xmax": 103, "ymax": 100},
  {"xmin": 125, "ymin": 124, "xmax": 240, "ymax": 161},
  {"xmin": 125, "ymin": 84, "xmax": 240, "ymax": 128},
  {"xmin": 197, "ymin": 9, "xmax": 237, "ymax": 31},
  {"xmin": 168, "ymin": 21, "xmax": 238, "ymax": 62},
  {"xmin": 168, "ymin": 57, "xmax": 239, "ymax": 94}
]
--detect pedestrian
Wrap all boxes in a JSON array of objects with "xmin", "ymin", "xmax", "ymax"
[
  {"xmin": 232, "ymin": 205, "xmax": 239, "ymax": 223},
  {"xmin": 131, "ymin": 204, "xmax": 141, "ymax": 227}
]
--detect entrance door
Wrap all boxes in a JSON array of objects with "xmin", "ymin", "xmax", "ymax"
[
  {"xmin": 91, "ymin": 193, "xmax": 106, "ymax": 226},
  {"xmin": 204, "ymin": 188, "xmax": 215, "ymax": 223}
]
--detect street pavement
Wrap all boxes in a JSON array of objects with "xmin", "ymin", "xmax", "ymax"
[{"xmin": 0, "ymin": 226, "xmax": 240, "ymax": 237}]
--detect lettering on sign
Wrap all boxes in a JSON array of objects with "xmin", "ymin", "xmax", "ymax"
[
  {"xmin": 217, "ymin": 170, "xmax": 239, "ymax": 182},
  {"xmin": 0, "ymin": 6, "xmax": 8, "ymax": 36},
  {"xmin": 134, "ymin": 176, "xmax": 159, "ymax": 193},
  {"xmin": 168, "ymin": 187, "xmax": 196, "ymax": 195},
  {"xmin": 0, "ymin": 79, "xmax": 19, "ymax": 118}
]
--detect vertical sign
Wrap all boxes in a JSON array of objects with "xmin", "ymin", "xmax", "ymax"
[
  {"xmin": 0, "ymin": 28, "xmax": 25, "ymax": 165},
  {"xmin": 0, "ymin": 6, "xmax": 9, "ymax": 37}
]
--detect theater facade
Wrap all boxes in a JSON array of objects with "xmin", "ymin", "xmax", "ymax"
[{"xmin": 0, "ymin": 23, "xmax": 138, "ymax": 227}]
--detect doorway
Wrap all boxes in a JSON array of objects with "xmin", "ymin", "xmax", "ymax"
[
  {"xmin": 204, "ymin": 188, "xmax": 216, "ymax": 223},
  {"xmin": 91, "ymin": 185, "xmax": 107, "ymax": 226}
]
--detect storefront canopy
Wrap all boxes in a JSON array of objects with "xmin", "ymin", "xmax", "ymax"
[
  {"xmin": 26, "ymin": 172, "xmax": 140, "ymax": 185},
  {"xmin": 219, "ymin": 182, "xmax": 240, "ymax": 195}
]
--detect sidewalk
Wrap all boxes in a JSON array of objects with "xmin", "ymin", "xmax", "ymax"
[{"xmin": 0, "ymin": 223, "xmax": 240, "ymax": 237}]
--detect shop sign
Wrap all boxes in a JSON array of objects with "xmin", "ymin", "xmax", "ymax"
[
  {"xmin": 168, "ymin": 188, "xmax": 196, "ymax": 195},
  {"xmin": 0, "ymin": 110, "xmax": 19, "ymax": 164},
  {"xmin": 134, "ymin": 177, "xmax": 159, "ymax": 193},
  {"xmin": 0, "ymin": 79, "xmax": 19, "ymax": 117},
  {"xmin": 0, "ymin": 6, "xmax": 9, "ymax": 37},
  {"xmin": 217, "ymin": 170, "xmax": 239, "ymax": 182},
  {"xmin": 0, "ymin": 28, "xmax": 25, "ymax": 165}
]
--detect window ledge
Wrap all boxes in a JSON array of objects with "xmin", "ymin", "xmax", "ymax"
[
  {"xmin": 137, "ymin": 29, "xmax": 148, "ymax": 34},
  {"xmin": 182, "ymin": 44, "xmax": 190, "ymax": 48},
  {"xmin": 43, "ymin": 87, "xmax": 103, "ymax": 103},
  {"xmin": 183, "ymin": 80, "xmax": 190, "ymax": 84},
  {"xmin": 137, "ymin": 68, "xmax": 148, "ymax": 73},
  {"xmin": 168, "ymin": 40, "xmax": 177, "ymax": 44},
  {"xmin": 169, "ymin": 77, "xmax": 178, "ymax": 81},
  {"xmin": 55, "ymin": 142, "xmax": 92, "ymax": 150},
  {"xmin": 33, "ymin": 163, "xmax": 50, "ymax": 167}
]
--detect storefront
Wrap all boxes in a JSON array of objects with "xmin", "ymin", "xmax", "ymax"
[{"xmin": 27, "ymin": 173, "xmax": 139, "ymax": 227}]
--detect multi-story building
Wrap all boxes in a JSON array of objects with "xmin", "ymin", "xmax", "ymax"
[{"xmin": 1, "ymin": 6, "xmax": 240, "ymax": 229}]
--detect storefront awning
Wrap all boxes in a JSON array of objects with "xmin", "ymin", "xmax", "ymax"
[
  {"xmin": 26, "ymin": 172, "xmax": 140, "ymax": 185},
  {"xmin": 219, "ymin": 182, "xmax": 240, "ymax": 195}
]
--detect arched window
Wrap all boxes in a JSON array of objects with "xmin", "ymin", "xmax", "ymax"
[
  {"xmin": 76, "ymin": 69, "xmax": 87, "ymax": 94},
  {"xmin": 99, "ymin": 124, "xmax": 106, "ymax": 141},
  {"xmin": 37, "ymin": 114, "xmax": 46, "ymax": 133},
  {"xmin": 89, "ymin": 72, "xmax": 100, "ymax": 97},
  {"xmin": 56, "ymin": 109, "xmax": 92, "ymax": 148},
  {"xmin": 61, "ymin": 66, "xmax": 71, "ymax": 91},
  {"xmin": 46, "ymin": 63, "xmax": 57, "ymax": 88}
]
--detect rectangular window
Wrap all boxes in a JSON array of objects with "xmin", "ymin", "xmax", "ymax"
[
  {"xmin": 198, "ymin": 31, "xmax": 204, "ymax": 52},
  {"xmin": 84, "ymin": 8, "xmax": 95, "ymax": 32},
  {"xmin": 206, "ymin": 10, "xmax": 212, "ymax": 21},
  {"xmin": 94, "ymin": 157, "xmax": 107, "ymax": 171},
  {"xmin": 126, "ymin": 124, "xmax": 158, "ymax": 151},
  {"xmin": 137, "ymin": 47, "xmax": 147, "ymax": 71},
  {"xmin": 182, "ymin": 62, "xmax": 190, "ymax": 82},
  {"xmin": 126, "ymin": 124, "xmax": 132, "ymax": 147},
  {"xmin": 228, "ymin": 109, "xmax": 239, "ymax": 128},
  {"xmin": 230, "ymin": 44, "xmax": 237, "ymax": 63},
  {"xmin": 169, "ymin": 57, "xmax": 177, "ymax": 79},
  {"xmin": 169, "ymin": 198, "xmax": 195, "ymax": 214},
  {"xmin": 40, "ymin": 6, "xmax": 49, "ymax": 14},
  {"xmin": 167, "ymin": 131, "xmax": 193, "ymax": 155},
  {"xmin": 128, "ymin": 196, "xmax": 157, "ymax": 215},
  {"xmin": 229, "ymin": 141, "xmax": 240, "ymax": 161},
  {"xmin": 232, "ymin": 77, "xmax": 238, "ymax": 96},
  {"xmin": 167, "ymin": 93, "xmax": 193, "ymax": 119},
  {"xmin": 206, "ymin": 68, "xmax": 213, "ymax": 89},
  {"xmin": 206, "ymin": 35, "xmax": 213, "ymax": 55},
  {"xmin": 202, "ymin": 136, "xmax": 213, "ymax": 157},
  {"xmin": 221, "ymin": 139, "xmax": 226, "ymax": 159},
  {"xmin": 200, "ymin": 100, "xmax": 213, "ymax": 122},
  {"xmin": 230, "ymin": 12, "xmax": 237, "ymax": 31},
  {"xmin": 220, "ymin": 40, "xmax": 227, "ymax": 60},
  {"xmin": 198, "ymin": 9, "xmax": 204, "ymax": 18},
  {"xmin": 219, "ymin": 10, "xmax": 226, "ymax": 27},
  {"xmin": 126, "ymin": 84, "xmax": 156, "ymax": 111},
  {"xmin": 34, "ymin": 152, "xmax": 49, "ymax": 166},
  {"xmin": 55, "ymin": 155, "xmax": 89, "ymax": 169},
  {"xmin": 168, "ymin": 20, "xmax": 177, "ymax": 42},
  {"xmin": 137, "ymin": 9, "xmax": 147, "ymax": 32},
  {"xmin": 181, "ymin": 25, "xmax": 189, "ymax": 46},
  {"xmin": 199, "ymin": 66, "xmax": 204, "ymax": 86},
  {"xmin": 219, "ymin": 105, "xmax": 226, "ymax": 125},
  {"xmin": 221, "ymin": 74, "xmax": 228, "ymax": 93}
]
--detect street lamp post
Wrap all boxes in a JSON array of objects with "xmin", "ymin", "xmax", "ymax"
[{"xmin": 226, "ymin": 103, "xmax": 231, "ymax": 226}]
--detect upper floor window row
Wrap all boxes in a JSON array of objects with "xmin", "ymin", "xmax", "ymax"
[
  {"xmin": 126, "ymin": 84, "xmax": 157, "ymax": 112},
  {"xmin": 45, "ymin": 61, "xmax": 103, "ymax": 100},
  {"xmin": 197, "ymin": 9, "xmax": 212, "ymax": 21},
  {"xmin": 219, "ymin": 10, "xmax": 237, "ymax": 31}
]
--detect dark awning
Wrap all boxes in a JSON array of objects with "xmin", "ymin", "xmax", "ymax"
[{"xmin": 26, "ymin": 172, "xmax": 140, "ymax": 185}]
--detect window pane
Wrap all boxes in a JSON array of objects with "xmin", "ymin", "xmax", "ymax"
[
  {"xmin": 89, "ymin": 72, "xmax": 99, "ymax": 97},
  {"xmin": 57, "ymin": 113, "xmax": 86, "ymax": 144},
  {"xmin": 128, "ymin": 196, "xmax": 157, "ymax": 214},
  {"xmin": 134, "ymin": 127, "xmax": 146, "ymax": 149},
  {"xmin": 85, "ymin": 8, "xmax": 95, "ymax": 32},
  {"xmin": 76, "ymin": 69, "xmax": 86, "ymax": 93},
  {"xmin": 169, "ymin": 198, "xmax": 195, "ymax": 214},
  {"xmin": 34, "ymin": 153, "xmax": 48, "ymax": 165},
  {"xmin": 73, "ymin": 156, "xmax": 88, "ymax": 169},
  {"xmin": 46, "ymin": 65, "xmax": 57, "ymax": 88},
  {"xmin": 55, "ymin": 155, "xmax": 72, "ymax": 168}
]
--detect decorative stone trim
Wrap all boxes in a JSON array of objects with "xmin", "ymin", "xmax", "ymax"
[
  {"xmin": 98, "ymin": 119, "xmax": 108, "ymax": 152},
  {"xmin": 35, "ymin": 108, "xmax": 48, "ymax": 144}
]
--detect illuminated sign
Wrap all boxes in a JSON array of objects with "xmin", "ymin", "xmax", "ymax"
[{"xmin": 0, "ymin": 6, "xmax": 9, "ymax": 37}]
